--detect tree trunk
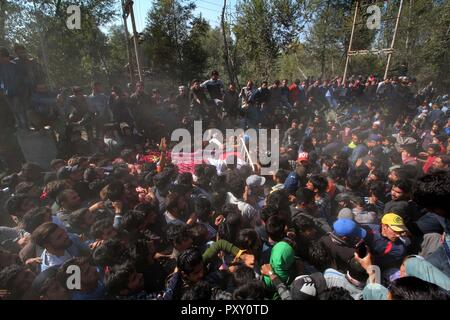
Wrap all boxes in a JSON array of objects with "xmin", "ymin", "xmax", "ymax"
[
  {"xmin": 0, "ymin": 0, "xmax": 7, "ymax": 46},
  {"xmin": 221, "ymin": 0, "xmax": 234, "ymax": 84}
]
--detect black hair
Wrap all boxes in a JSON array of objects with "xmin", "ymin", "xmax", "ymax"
[
  {"xmin": 105, "ymin": 181, "xmax": 125, "ymax": 201},
  {"xmin": 166, "ymin": 224, "xmax": 191, "ymax": 246},
  {"xmin": 90, "ymin": 218, "xmax": 114, "ymax": 239},
  {"xmin": 370, "ymin": 169, "xmax": 386, "ymax": 182},
  {"xmin": 368, "ymin": 181, "xmax": 386, "ymax": 199},
  {"xmin": 127, "ymin": 239, "xmax": 153, "ymax": 272},
  {"xmin": 292, "ymin": 215, "xmax": 316, "ymax": 235},
  {"xmin": 232, "ymin": 265, "xmax": 256, "ymax": 288},
  {"xmin": 319, "ymin": 287, "xmax": 354, "ymax": 300},
  {"xmin": 225, "ymin": 172, "xmax": 245, "ymax": 198},
  {"xmin": 181, "ymin": 281, "xmax": 211, "ymax": 300},
  {"xmin": 266, "ymin": 190, "xmax": 290, "ymax": 212},
  {"xmin": 412, "ymin": 171, "xmax": 450, "ymax": 213},
  {"xmin": 121, "ymin": 210, "xmax": 147, "ymax": 232},
  {"xmin": 187, "ymin": 223, "xmax": 209, "ymax": 247},
  {"xmin": 104, "ymin": 263, "xmax": 137, "ymax": 297},
  {"xmin": 427, "ymin": 143, "xmax": 441, "ymax": 153},
  {"xmin": 389, "ymin": 277, "xmax": 450, "ymax": 300},
  {"xmin": 177, "ymin": 172, "xmax": 193, "ymax": 186},
  {"xmin": 194, "ymin": 197, "xmax": 212, "ymax": 223},
  {"xmin": 165, "ymin": 192, "xmax": 183, "ymax": 212},
  {"xmin": 21, "ymin": 207, "xmax": 51, "ymax": 233},
  {"xmin": 31, "ymin": 222, "xmax": 60, "ymax": 247},
  {"xmin": 393, "ymin": 179, "xmax": 413, "ymax": 194},
  {"xmin": 44, "ymin": 180, "xmax": 70, "ymax": 200},
  {"xmin": 67, "ymin": 208, "xmax": 91, "ymax": 230},
  {"xmin": 295, "ymin": 188, "xmax": 315, "ymax": 205},
  {"xmin": 177, "ymin": 248, "xmax": 203, "ymax": 275},
  {"xmin": 308, "ymin": 174, "xmax": 328, "ymax": 194},
  {"xmin": 83, "ymin": 167, "xmax": 98, "ymax": 183},
  {"xmin": 0, "ymin": 264, "xmax": 30, "ymax": 298},
  {"xmin": 55, "ymin": 188, "xmax": 77, "ymax": 206},
  {"xmin": 308, "ymin": 241, "xmax": 334, "ymax": 273},
  {"xmin": 217, "ymin": 211, "xmax": 242, "ymax": 242},
  {"xmin": 134, "ymin": 202, "xmax": 159, "ymax": 216},
  {"xmin": 235, "ymin": 229, "xmax": 261, "ymax": 254},
  {"xmin": 266, "ymin": 215, "xmax": 286, "ymax": 242},
  {"xmin": 260, "ymin": 204, "xmax": 279, "ymax": 223},
  {"xmin": 4, "ymin": 194, "xmax": 30, "ymax": 216},
  {"xmin": 346, "ymin": 174, "xmax": 364, "ymax": 191},
  {"xmin": 232, "ymin": 281, "xmax": 265, "ymax": 300},
  {"xmin": 275, "ymin": 169, "xmax": 289, "ymax": 183},
  {"xmin": 92, "ymin": 239, "xmax": 129, "ymax": 268}
]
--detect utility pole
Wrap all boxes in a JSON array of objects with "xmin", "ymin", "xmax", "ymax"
[
  {"xmin": 121, "ymin": 0, "xmax": 135, "ymax": 84},
  {"xmin": 343, "ymin": 0, "xmax": 359, "ymax": 84},
  {"xmin": 125, "ymin": 0, "xmax": 143, "ymax": 83},
  {"xmin": 384, "ymin": 0, "xmax": 404, "ymax": 80}
]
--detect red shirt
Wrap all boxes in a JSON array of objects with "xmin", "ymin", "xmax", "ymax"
[{"xmin": 423, "ymin": 156, "xmax": 437, "ymax": 174}]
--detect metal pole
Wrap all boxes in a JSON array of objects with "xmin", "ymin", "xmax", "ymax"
[
  {"xmin": 384, "ymin": 0, "xmax": 404, "ymax": 80},
  {"xmin": 128, "ymin": 0, "xmax": 143, "ymax": 82},
  {"xmin": 343, "ymin": 0, "xmax": 359, "ymax": 84},
  {"xmin": 121, "ymin": 0, "xmax": 134, "ymax": 84}
]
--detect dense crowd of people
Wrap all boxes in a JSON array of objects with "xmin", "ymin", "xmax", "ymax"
[{"xmin": 0, "ymin": 44, "xmax": 450, "ymax": 300}]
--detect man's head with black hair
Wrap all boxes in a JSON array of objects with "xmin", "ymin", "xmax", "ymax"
[
  {"xmin": 232, "ymin": 281, "xmax": 266, "ymax": 300},
  {"xmin": 31, "ymin": 222, "xmax": 72, "ymax": 252},
  {"xmin": 121, "ymin": 210, "xmax": 148, "ymax": 233},
  {"xmin": 274, "ymin": 169, "xmax": 289, "ymax": 184},
  {"xmin": 345, "ymin": 174, "xmax": 364, "ymax": 192},
  {"xmin": 225, "ymin": 172, "xmax": 245, "ymax": 198},
  {"xmin": 194, "ymin": 197, "xmax": 212, "ymax": 223},
  {"xmin": 177, "ymin": 248, "xmax": 204, "ymax": 285},
  {"xmin": 412, "ymin": 171, "xmax": 450, "ymax": 218},
  {"xmin": 391, "ymin": 179, "xmax": 413, "ymax": 201},
  {"xmin": 104, "ymin": 263, "xmax": 144, "ymax": 297},
  {"xmin": 20, "ymin": 207, "xmax": 52, "ymax": 233},
  {"xmin": 232, "ymin": 264, "xmax": 256, "ymax": 288},
  {"xmin": 4, "ymin": 194, "xmax": 37, "ymax": 219},
  {"xmin": 67, "ymin": 208, "xmax": 95, "ymax": 232},
  {"xmin": 90, "ymin": 219, "xmax": 117, "ymax": 241},
  {"xmin": 181, "ymin": 281, "xmax": 212, "ymax": 300},
  {"xmin": 0, "ymin": 264, "xmax": 36, "ymax": 299},
  {"xmin": 92, "ymin": 239, "xmax": 129, "ymax": 268},
  {"xmin": 306, "ymin": 174, "xmax": 328, "ymax": 195},
  {"xmin": 260, "ymin": 204, "xmax": 279, "ymax": 223},
  {"xmin": 166, "ymin": 224, "xmax": 193, "ymax": 252},
  {"xmin": 187, "ymin": 223, "xmax": 209, "ymax": 247},
  {"xmin": 236, "ymin": 229, "xmax": 261, "ymax": 256},
  {"xmin": 308, "ymin": 241, "xmax": 334, "ymax": 272},
  {"xmin": 56, "ymin": 189, "xmax": 81, "ymax": 211},
  {"xmin": 44, "ymin": 180, "xmax": 71, "ymax": 200},
  {"xmin": 165, "ymin": 192, "xmax": 186, "ymax": 215},
  {"xmin": 292, "ymin": 215, "xmax": 318, "ymax": 241},
  {"xmin": 266, "ymin": 215, "xmax": 286, "ymax": 242},
  {"xmin": 319, "ymin": 287, "xmax": 354, "ymax": 300},
  {"xmin": 388, "ymin": 276, "xmax": 450, "ymax": 300},
  {"xmin": 104, "ymin": 181, "xmax": 125, "ymax": 202}
]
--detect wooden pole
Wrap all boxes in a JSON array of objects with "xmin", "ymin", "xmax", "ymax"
[
  {"xmin": 121, "ymin": 0, "xmax": 134, "ymax": 84},
  {"xmin": 343, "ymin": 0, "xmax": 359, "ymax": 84},
  {"xmin": 384, "ymin": 0, "xmax": 404, "ymax": 80},
  {"xmin": 128, "ymin": 0, "xmax": 143, "ymax": 82}
]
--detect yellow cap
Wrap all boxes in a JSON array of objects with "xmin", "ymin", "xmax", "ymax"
[{"xmin": 382, "ymin": 213, "xmax": 408, "ymax": 233}]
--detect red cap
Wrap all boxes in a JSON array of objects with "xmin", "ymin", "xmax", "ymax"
[{"xmin": 298, "ymin": 152, "xmax": 309, "ymax": 162}]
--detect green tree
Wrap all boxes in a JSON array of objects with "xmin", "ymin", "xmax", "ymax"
[{"xmin": 143, "ymin": 0, "xmax": 210, "ymax": 85}]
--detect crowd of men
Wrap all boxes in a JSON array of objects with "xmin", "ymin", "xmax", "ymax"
[{"xmin": 0, "ymin": 43, "xmax": 450, "ymax": 300}]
